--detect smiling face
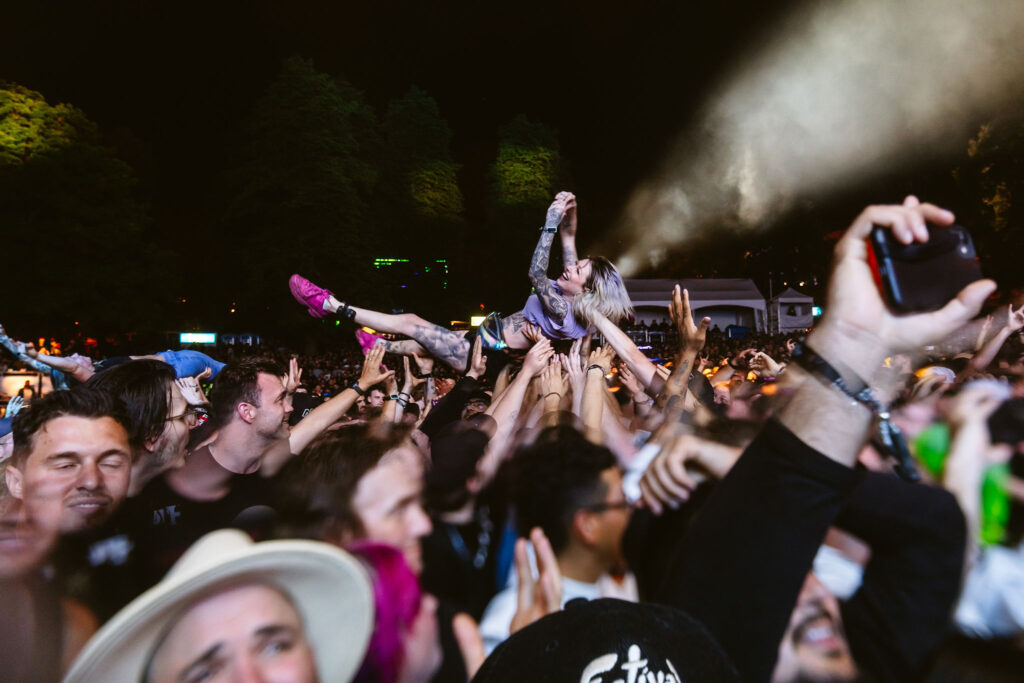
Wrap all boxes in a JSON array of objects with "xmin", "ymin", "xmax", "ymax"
[
  {"xmin": 5, "ymin": 415, "xmax": 132, "ymax": 534},
  {"xmin": 772, "ymin": 573, "xmax": 857, "ymax": 683},
  {"xmin": 556, "ymin": 258, "xmax": 593, "ymax": 298},
  {"xmin": 253, "ymin": 373, "xmax": 293, "ymax": 442},
  {"xmin": 146, "ymin": 582, "xmax": 317, "ymax": 683}
]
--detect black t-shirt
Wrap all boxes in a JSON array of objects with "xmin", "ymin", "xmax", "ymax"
[
  {"xmin": 289, "ymin": 392, "xmax": 324, "ymax": 426},
  {"xmin": 421, "ymin": 506, "xmax": 501, "ymax": 621},
  {"xmin": 127, "ymin": 454, "xmax": 277, "ymax": 586},
  {"xmin": 51, "ymin": 504, "xmax": 149, "ymax": 623}
]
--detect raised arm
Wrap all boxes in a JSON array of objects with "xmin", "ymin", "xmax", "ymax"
[
  {"xmin": 968, "ymin": 303, "xmax": 1024, "ymax": 372},
  {"xmin": 528, "ymin": 193, "xmax": 573, "ymax": 323},
  {"xmin": 478, "ymin": 339, "xmax": 554, "ymax": 483},
  {"xmin": 559, "ymin": 193, "xmax": 579, "ymax": 266},
  {"xmin": 656, "ymin": 286, "xmax": 710, "ymax": 410},
  {"xmin": 261, "ymin": 344, "xmax": 394, "ymax": 476}
]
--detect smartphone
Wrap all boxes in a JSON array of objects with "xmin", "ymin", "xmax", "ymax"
[{"xmin": 868, "ymin": 224, "xmax": 982, "ymax": 314}]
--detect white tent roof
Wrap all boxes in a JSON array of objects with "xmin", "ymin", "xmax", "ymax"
[
  {"xmin": 770, "ymin": 287, "xmax": 813, "ymax": 304},
  {"xmin": 625, "ymin": 278, "xmax": 766, "ymax": 309}
]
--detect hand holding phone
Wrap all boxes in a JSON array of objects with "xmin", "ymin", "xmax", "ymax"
[{"xmin": 868, "ymin": 223, "xmax": 983, "ymax": 314}]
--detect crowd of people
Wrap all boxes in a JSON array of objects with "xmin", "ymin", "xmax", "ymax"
[{"xmin": 2, "ymin": 193, "xmax": 1024, "ymax": 682}]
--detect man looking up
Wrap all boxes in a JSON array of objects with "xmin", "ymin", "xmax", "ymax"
[
  {"xmin": 132, "ymin": 350, "xmax": 393, "ymax": 581},
  {"xmin": 5, "ymin": 388, "xmax": 132, "ymax": 534},
  {"xmin": 478, "ymin": 427, "xmax": 635, "ymax": 653}
]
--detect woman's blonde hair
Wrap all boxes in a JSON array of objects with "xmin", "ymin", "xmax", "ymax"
[{"xmin": 571, "ymin": 256, "xmax": 634, "ymax": 326}]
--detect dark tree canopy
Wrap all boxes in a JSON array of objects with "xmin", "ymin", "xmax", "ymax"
[
  {"xmin": 220, "ymin": 56, "xmax": 382, "ymax": 327},
  {"xmin": 0, "ymin": 83, "xmax": 160, "ymax": 334}
]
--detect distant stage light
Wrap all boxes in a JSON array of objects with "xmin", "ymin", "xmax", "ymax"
[{"xmin": 180, "ymin": 332, "xmax": 216, "ymax": 344}]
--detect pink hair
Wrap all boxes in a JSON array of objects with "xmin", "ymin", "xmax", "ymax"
[{"xmin": 348, "ymin": 542, "xmax": 423, "ymax": 683}]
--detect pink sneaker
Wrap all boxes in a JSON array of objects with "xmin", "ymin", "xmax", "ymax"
[
  {"xmin": 355, "ymin": 328, "xmax": 383, "ymax": 355},
  {"xmin": 289, "ymin": 274, "xmax": 333, "ymax": 319}
]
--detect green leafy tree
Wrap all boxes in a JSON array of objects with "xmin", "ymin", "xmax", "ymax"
[
  {"xmin": 221, "ymin": 57, "xmax": 381, "ymax": 327},
  {"xmin": 482, "ymin": 115, "xmax": 566, "ymax": 310},
  {"xmin": 0, "ymin": 83, "xmax": 159, "ymax": 333},
  {"xmin": 372, "ymin": 87, "xmax": 464, "ymax": 316}
]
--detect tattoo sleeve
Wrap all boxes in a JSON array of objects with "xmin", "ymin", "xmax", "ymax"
[
  {"xmin": 561, "ymin": 239, "xmax": 578, "ymax": 267},
  {"xmin": 529, "ymin": 232, "xmax": 570, "ymax": 322}
]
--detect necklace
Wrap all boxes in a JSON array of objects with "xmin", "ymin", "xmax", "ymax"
[{"xmin": 445, "ymin": 505, "xmax": 493, "ymax": 569}]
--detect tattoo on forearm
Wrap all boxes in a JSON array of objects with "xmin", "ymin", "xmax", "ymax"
[
  {"xmin": 529, "ymin": 232, "xmax": 570, "ymax": 322},
  {"xmin": 562, "ymin": 241, "xmax": 578, "ymax": 267},
  {"xmin": 529, "ymin": 232, "xmax": 555, "ymax": 281}
]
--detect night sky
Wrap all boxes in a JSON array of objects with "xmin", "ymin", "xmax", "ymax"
[
  {"xmin": 1, "ymin": 1, "xmax": 802, "ymax": 242},
  {"xmin": 1, "ymin": 0, "xmax": 1010, "ymax": 337}
]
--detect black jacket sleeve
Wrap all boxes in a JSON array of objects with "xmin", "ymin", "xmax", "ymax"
[
  {"xmin": 657, "ymin": 419, "xmax": 861, "ymax": 682},
  {"xmin": 837, "ymin": 473, "xmax": 967, "ymax": 683}
]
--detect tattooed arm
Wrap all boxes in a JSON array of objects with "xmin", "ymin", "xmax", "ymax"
[
  {"xmin": 656, "ymin": 286, "xmax": 711, "ymax": 409},
  {"xmin": 529, "ymin": 193, "xmax": 573, "ymax": 323},
  {"xmin": 560, "ymin": 193, "xmax": 579, "ymax": 267}
]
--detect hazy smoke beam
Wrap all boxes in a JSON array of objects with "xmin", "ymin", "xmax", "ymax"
[{"xmin": 611, "ymin": 0, "xmax": 1024, "ymax": 275}]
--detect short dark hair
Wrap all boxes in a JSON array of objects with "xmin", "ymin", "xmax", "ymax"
[
  {"xmin": 275, "ymin": 424, "xmax": 410, "ymax": 541},
  {"xmin": 11, "ymin": 387, "xmax": 129, "ymax": 466},
  {"xmin": 208, "ymin": 357, "xmax": 286, "ymax": 428},
  {"xmin": 511, "ymin": 426, "xmax": 617, "ymax": 554},
  {"xmin": 86, "ymin": 359, "xmax": 176, "ymax": 453},
  {"xmin": 424, "ymin": 422, "xmax": 489, "ymax": 513}
]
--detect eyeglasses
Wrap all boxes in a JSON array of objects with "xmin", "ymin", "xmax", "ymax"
[
  {"xmin": 582, "ymin": 500, "xmax": 632, "ymax": 513},
  {"xmin": 166, "ymin": 406, "xmax": 203, "ymax": 428}
]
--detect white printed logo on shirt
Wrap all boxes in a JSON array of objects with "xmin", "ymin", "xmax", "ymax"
[{"xmin": 580, "ymin": 644, "xmax": 682, "ymax": 683}]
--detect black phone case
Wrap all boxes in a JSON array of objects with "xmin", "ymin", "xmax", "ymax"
[{"xmin": 869, "ymin": 224, "xmax": 982, "ymax": 314}]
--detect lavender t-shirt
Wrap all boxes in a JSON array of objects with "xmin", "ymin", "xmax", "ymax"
[{"xmin": 522, "ymin": 281, "xmax": 590, "ymax": 340}]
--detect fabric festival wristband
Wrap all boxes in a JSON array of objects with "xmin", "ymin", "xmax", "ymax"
[
  {"xmin": 587, "ymin": 364, "xmax": 606, "ymax": 374},
  {"xmin": 349, "ymin": 383, "xmax": 367, "ymax": 396}
]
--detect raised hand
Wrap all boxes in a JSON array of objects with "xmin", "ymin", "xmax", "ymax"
[
  {"xmin": 522, "ymin": 338, "xmax": 555, "ymax": 377},
  {"xmin": 749, "ymin": 351, "xmax": 782, "ymax": 378},
  {"xmin": 543, "ymin": 193, "xmax": 572, "ymax": 229},
  {"xmin": 587, "ymin": 344, "xmax": 615, "ymax": 376},
  {"xmin": 412, "ymin": 352, "xmax": 434, "ymax": 378},
  {"xmin": 284, "ymin": 357, "xmax": 302, "ymax": 394},
  {"xmin": 402, "ymin": 357, "xmax": 426, "ymax": 390},
  {"xmin": 521, "ymin": 322, "xmax": 544, "ymax": 344},
  {"xmin": 560, "ymin": 339, "xmax": 585, "ymax": 396},
  {"xmin": 359, "ymin": 342, "xmax": 395, "ymax": 388},
  {"xmin": 174, "ymin": 376, "xmax": 210, "ymax": 408},
  {"xmin": 670, "ymin": 285, "xmax": 711, "ymax": 354},
  {"xmin": 466, "ymin": 335, "xmax": 488, "ymax": 380},
  {"xmin": 4, "ymin": 395, "xmax": 24, "ymax": 417},
  {"xmin": 540, "ymin": 359, "xmax": 569, "ymax": 400},
  {"xmin": 639, "ymin": 433, "xmax": 741, "ymax": 515},
  {"xmin": 618, "ymin": 364, "xmax": 643, "ymax": 396},
  {"xmin": 509, "ymin": 528, "xmax": 563, "ymax": 636},
  {"xmin": 816, "ymin": 196, "xmax": 995, "ymax": 375},
  {"xmin": 559, "ymin": 192, "xmax": 578, "ymax": 238}
]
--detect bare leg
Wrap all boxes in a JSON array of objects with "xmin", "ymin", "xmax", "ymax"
[{"xmin": 325, "ymin": 298, "xmax": 471, "ymax": 371}]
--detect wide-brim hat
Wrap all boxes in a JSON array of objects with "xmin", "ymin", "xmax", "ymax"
[{"xmin": 64, "ymin": 529, "xmax": 374, "ymax": 682}]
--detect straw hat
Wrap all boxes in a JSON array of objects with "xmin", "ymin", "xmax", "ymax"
[{"xmin": 64, "ymin": 529, "xmax": 374, "ymax": 682}]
